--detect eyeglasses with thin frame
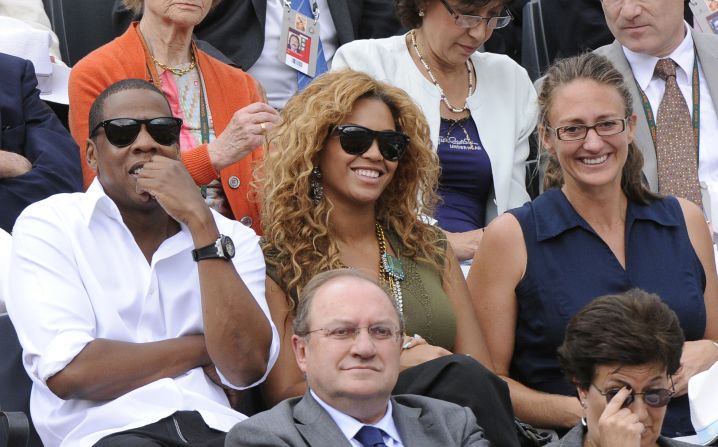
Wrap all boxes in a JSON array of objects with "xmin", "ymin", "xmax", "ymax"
[
  {"xmin": 331, "ymin": 124, "xmax": 410, "ymax": 162},
  {"xmin": 438, "ymin": 0, "xmax": 513, "ymax": 29},
  {"xmin": 592, "ymin": 379, "xmax": 675, "ymax": 408},
  {"xmin": 547, "ymin": 117, "xmax": 629, "ymax": 141},
  {"xmin": 299, "ymin": 324, "xmax": 402, "ymax": 342},
  {"xmin": 90, "ymin": 117, "xmax": 183, "ymax": 148}
]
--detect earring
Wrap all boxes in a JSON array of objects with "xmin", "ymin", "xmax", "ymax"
[
  {"xmin": 580, "ymin": 417, "xmax": 588, "ymax": 427},
  {"xmin": 580, "ymin": 401, "xmax": 586, "ymax": 409},
  {"xmin": 418, "ymin": 9, "xmax": 425, "ymax": 16},
  {"xmin": 309, "ymin": 166, "xmax": 323, "ymax": 204}
]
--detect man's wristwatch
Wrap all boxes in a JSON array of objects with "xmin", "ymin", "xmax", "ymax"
[{"xmin": 192, "ymin": 235, "xmax": 235, "ymax": 261}]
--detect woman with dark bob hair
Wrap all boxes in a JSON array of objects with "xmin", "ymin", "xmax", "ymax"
[
  {"xmin": 259, "ymin": 69, "xmax": 520, "ymax": 446},
  {"xmin": 549, "ymin": 289, "xmax": 693, "ymax": 447},
  {"xmin": 69, "ymin": 0, "xmax": 279, "ymax": 233},
  {"xmin": 469, "ymin": 52, "xmax": 718, "ymax": 437},
  {"xmin": 333, "ymin": 0, "xmax": 537, "ymax": 270}
]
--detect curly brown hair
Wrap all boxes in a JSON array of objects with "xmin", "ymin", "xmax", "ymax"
[
  {"xmin": 122, "ymin": 0, "xmax": 223, "ymax": 15},
  {"xmin": 538, "ymin": 52, "xmax": 660, "ymax": 204},
  {"xmin": 259, "ymin": 69, "xmax": 443, "ymax": 302},
  {"xmin": 396, "ymin": 0, "xmax": 512, "ymax": 29}
]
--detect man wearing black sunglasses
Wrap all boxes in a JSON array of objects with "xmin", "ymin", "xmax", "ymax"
[{"xmin": 6, "ymin": 79, "xmax": 279, "ymax": 446}]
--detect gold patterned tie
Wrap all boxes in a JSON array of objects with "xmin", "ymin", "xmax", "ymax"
[{"xmin": 654, "ymin": 58, "xmax": 702, "ymax": 206}]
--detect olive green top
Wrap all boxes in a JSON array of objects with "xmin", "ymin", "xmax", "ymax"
[{"xmin": 262, "ymin": 229, "xmax": 457, "ymax": 350}]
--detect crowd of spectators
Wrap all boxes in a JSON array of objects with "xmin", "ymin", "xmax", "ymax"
[{"xmin": 2, "ymin": 0, "xmax": 718, "ymax": 446}]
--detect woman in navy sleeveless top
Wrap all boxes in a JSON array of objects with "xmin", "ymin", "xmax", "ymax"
[{"xmin": 468, "ymin": 53, "xmax": 718, "ymax": 438}]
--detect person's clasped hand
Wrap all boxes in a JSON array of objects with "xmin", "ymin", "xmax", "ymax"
[
  {"xmin": 135, "ymin": 154, "xmax": 210, "ymax": 227},
  {"xmin": 208, "ymin": 102, "xmax": 280, "ymax": 172},
  {"xmin": 0, "ymin": 150, "xmax": 32, "ymax": 178}
]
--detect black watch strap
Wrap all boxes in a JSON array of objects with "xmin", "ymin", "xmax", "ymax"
[{"xmin": 192, "ymin": 235, "xmax": 235, "ymax": 261}]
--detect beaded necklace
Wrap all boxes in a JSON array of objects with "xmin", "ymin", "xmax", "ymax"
[
  {"xmin": 410, "ymin": 30, "xmax": 474, "ymax": 114},
  {"xmin": 375, "ymin": 223, "xmax": 405, "ymax": 314}
]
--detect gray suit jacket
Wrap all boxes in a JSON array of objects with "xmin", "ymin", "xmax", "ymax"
[
  {"xmin": 546, "ymin": 424, "xmax": 698, "ymax": 446},
  {"xmin": 594, "ymin": 30, "xmax": 718, "ymax": 192},
  {"xmin": 225, "ymin": 392, "xmax": 490, "ymax": 446}
]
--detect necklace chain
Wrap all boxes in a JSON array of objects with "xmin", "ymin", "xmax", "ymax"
[
  {"xmin": 152, "ymin": 50, "xmax": 197, "ymax": 76},
  {"xmin": 410, "ymin": 30, "xmax": 473, "ymax": 114},
  {"xmin": 375, "ymin": 223, "xmax": 404, "ymax": 315}
]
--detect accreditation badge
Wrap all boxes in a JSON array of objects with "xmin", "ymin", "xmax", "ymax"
[{"xmin": 278, "ymin": 6, "xmax": 321, "ymax": 77}]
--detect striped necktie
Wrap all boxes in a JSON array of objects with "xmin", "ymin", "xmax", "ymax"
[
  {"xmin": 654, "ymin": 58, "xmax": 702, "ymax": 206},
  {"xmin": 292, "ymin": 0, "xmax": 328, "ymax": 91}
]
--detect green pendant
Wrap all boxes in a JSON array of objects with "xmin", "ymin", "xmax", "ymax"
[{"xmin": 382, "ymin": 252, "xmax": 405, "ymax": 281}]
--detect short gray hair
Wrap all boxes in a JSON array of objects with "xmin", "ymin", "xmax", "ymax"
[{"xmin": 293, "ymin": 269, "xmax": 404, "ymax": 337}]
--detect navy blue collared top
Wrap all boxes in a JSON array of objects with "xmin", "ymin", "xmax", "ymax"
[{"xmin": 509, "ymin": 188, "xmax": 706, "ymax": 437}]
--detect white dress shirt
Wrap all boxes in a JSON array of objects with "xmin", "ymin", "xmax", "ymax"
[
  {"xmin": 311, "ymin": 389, "xmax": 404, "ymax": 447},
  {"xmin": 247, "ymin": 0, "xmax": 338, "ymax": 109},
  {"xmin": 623, "ymin": 23, "xmax": 718, "ymax": 184},
  {"xmin": 6, "ymin": 179, "xmax": 280, "ymax": 447}
]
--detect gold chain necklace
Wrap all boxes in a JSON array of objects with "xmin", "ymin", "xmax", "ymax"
[
  {"xmin": 375, "ymin": 223, "xmax": 405, "ymax": 314},
  {"xmin": 152, "ymin": 51, "xmax": 197, "ymax": 76},
  {"xmin": 410, "ymin": 30, "xmax": 474, "ymax": 114}
]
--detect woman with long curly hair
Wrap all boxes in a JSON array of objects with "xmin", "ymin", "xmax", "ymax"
[{"xmin": 259, "ymin": 69, "xmax": 521, "ymax": 446}]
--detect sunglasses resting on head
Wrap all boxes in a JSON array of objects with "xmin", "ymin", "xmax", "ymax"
[
  {"xmin": 91, "ymin": 117, "xmax": 183, "ymax": 147},
  {"xmin": 330, "ymin": 124, "xmax": 410, "ymax": 162}
]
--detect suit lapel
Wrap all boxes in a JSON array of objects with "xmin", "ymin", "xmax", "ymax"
[
  {"xmin": 693, "ymin": 29, "xmax": 718, "ymax": 114},
  {"xmin": 326, "ymin": 0, "xmax": 356, "ymax": 46},
  {"xmin": 295, "ymin": 392, "xmax": 354, "ymax": 446},
  {"xmin": 391, "ymin": 398, "xmax": 433, "ymax": 447},
  {"xmin": 605, "ymin": 40, "xmax": 659, "ymax": 190},
  {"xmin": 252, "ymin": 0, "xmax": 266, "ymax": 28}
]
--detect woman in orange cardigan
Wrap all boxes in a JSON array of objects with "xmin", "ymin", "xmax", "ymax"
[{"xmin": 69, "ymin": 0, "xmax": 279, "ymax": 233}]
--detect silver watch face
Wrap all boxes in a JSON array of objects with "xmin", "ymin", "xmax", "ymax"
[{"xmin": 223, "ymin": 236, "xmax": 236, "ymax": 259}]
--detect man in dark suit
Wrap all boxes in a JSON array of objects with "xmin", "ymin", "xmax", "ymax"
[
  {"xmin": 225, "ymin": 269, "xmax": 489, "ymax": 447},
  {"xmin": 0, "ymin": 52, "xmax": 82, "ymax": 233}
]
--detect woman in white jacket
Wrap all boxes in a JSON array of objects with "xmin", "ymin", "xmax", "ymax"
[{"xmin": 333, "ymin": 0, "xmax": 537, "ymax": 265}]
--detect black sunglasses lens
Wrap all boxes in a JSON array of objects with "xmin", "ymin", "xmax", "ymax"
[
  {"xmin": 105, "ymin": 119, "xmax": 141, "ymax": 147},
  {"xmin": 339, "ymin": 127, "xmax": 373, "ymax": 155},
  {"xmin": 147, "ymin": 118, "xmax": 181, "ymax": 146},
  {"xmin": 605, "ymin": 389, "xmax": 634, "ymax": 408},
  {"xmin": 378, "ymin": 133, "xmax": 408, "ymax": 161}
]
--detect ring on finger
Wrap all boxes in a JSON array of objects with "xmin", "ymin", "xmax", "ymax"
[{"xmin": 259, "ymin": 122, "xmax": 266, "ymax": 131}]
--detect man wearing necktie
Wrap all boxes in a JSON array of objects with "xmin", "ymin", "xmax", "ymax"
[
  {"xmin": 594, "ymin": 0, "xmax": 718, "ymax": 207},
  {"xmin": 226, "ymin": 269, "xmax": 489, "ymax": 447}
]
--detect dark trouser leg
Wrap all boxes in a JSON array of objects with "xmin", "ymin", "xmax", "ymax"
[
  {"xmin": 94, "ymin": 411, "xmax": 226, "ymax": 447},
  {"xmin": 393, "ymin": 354, "xmax": 520, "ymax": 447}
]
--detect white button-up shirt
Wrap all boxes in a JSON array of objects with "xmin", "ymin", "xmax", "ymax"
[{"xmin": 6, "ymin": 180, "xmax": 279, "ymax": 447}]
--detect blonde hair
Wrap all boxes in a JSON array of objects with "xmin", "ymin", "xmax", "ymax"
[
  {"xmin": 260, "ymin": 69, "xmax": 443, "ymax": 301},
  {"xmin": 122, "ymin": 0, "xmax": 223, "ymax": 15}
]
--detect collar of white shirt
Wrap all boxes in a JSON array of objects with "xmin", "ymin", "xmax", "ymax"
[
  {"xmin": 310, "ymin": 389, "xmax": 403, "ymax": 446},
  {"xmin": 623, "ymin": 22, "xmax": 695, "ymax": 92}
]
